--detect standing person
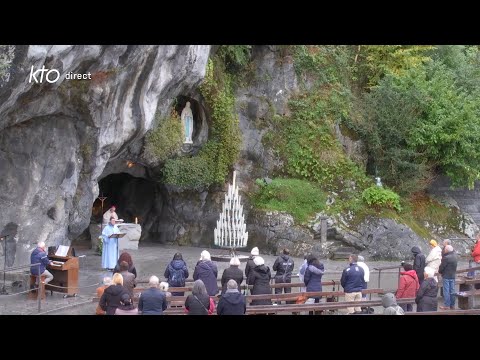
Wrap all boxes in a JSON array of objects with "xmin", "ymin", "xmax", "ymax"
[
  {"xmin": 95, "ymin": 277, "xmax": 112, "ymax": 315},
  {"xmin": 396, "ymin": 263, "xmax": 419, "ymax": 312},
  {"xmin": 340, "ymin": 254, "xmax": 365, "ymax": 314},
  {"xmin": 425, "ymin": 239, "xmax": 442, "ymax": 281},
  {"xmin": 415, "ymin": 267, "xmax": 438, "ymax": 312},
  {"xmin": 304, "ymin": 257, "xmax": 325, "ymax": 305},
  {"xmin": 30, "ymin": 241, "xmax": 54, "ymax": 285},
  {"xmin": 245, "ymin": 247, "xmax": 259, "ymax": 279},
  {"xmin": 185, "ymin": 279, "xmax": 215, "ymax": 315},
  {"xmin": 247, "ymin": 256, "xmax": 272, "ymax": 305},
  {"xmin": 193, "ymin": 250, "xmax": 218, "ymax": 296},
  {"xmin": 438, "ymin": 245, "xmax": 458, "ymax": 310},
  {"xmin": 272, "ymin": 248, "xmax": 294, "ymax": 296},
  {"xmin": 357, "ymin": 255, "xmax": 370, "ymax": 303},
  {"xmin": 298, "ymin": 254, "xmax": 309, "ymax": 293},
  {"xmin": 103, "ymin": 205, "xmax": 122, "ymax": 224},
  {"xmin": 470, "ymin": 234, "xmax": 480, "ymax": 280},
  {"xmin": 164, "ymin": 252, "xmax": 189, "ymax": 296},
  {"xmin": 220, "ymin": 256, "xmax": 243, "ymax": 294},
  {"xmin": 217, "ymin": 280, "xmax": 246, "ymax": 315},
  {"xmin": 99, "ymin": 273, "xmax": 129, "ymax": 315},
  {"xmin": 411, "ymin": 246, "xmax": 426, "ymax": 285},
  {"xmin": 102, "ymin": 217, "xmax": 121, "ymax": 270},
  {"xmin": 113, "ymin": 252, "xmax": 137, "ymax": 278},
  {"xmin": 138, "ymin": 276, "xmax": 168, "ymax": 315}
]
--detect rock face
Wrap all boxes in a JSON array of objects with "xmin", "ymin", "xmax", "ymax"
[{"xmin": 0, "ymin": 45, "xmax": 210, "ymax": 267}]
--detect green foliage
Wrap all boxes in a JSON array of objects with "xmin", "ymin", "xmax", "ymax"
[
  {"xmin": 96, "ymin": 237, "xmax": 103, "ymax": 256},
  {"xmin": 362, "ymin": 186, "xmax": 402, "ymax": 212},
  {"xmin": 144, "ymin": 110, "xmax": 183, "ymax": 163},
  {"xmin": 293, "ymin": 45, "xmax": 353, "ymax": 87},
  {"xmin": 349, "ymin": 47, "xmax": 480, "ymax": 193},
  {"xmin": 162, "ymin": 58, "xmax": 240, "ymax": 189},
  {"xmin": 354, "ymin": 45, "xmax": 434, "ymax": 88},
  {"xmin": 217, "ymin": 45, "xmax": 252, "ymax": 73},
  {"xmin": 252, "ymin": 178, "xmax": 326, "ymax": 223}
]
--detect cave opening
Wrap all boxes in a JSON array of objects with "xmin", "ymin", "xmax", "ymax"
[{"xmin": 94, "ymin": 173, "xmax": 157, "ymax": 226}]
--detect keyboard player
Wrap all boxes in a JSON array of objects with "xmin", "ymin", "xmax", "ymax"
[{"xmin": 30, "ymin": 241, "xmax": 54, "ymax": 285}]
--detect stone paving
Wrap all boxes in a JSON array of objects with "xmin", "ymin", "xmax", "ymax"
[{"xmin": 0, "ymin": 243, "xmax": 470, "ymax": 315}]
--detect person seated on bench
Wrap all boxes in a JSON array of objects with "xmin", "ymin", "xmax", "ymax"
[
  {"xmin": 382, "ymin": 293, "xmax": 404, "ymax": 315},
  {"xmin": 247, "ymin": 256, "xmax": 272, "ymax": 305},
  {"xmin": 217, "ymin": 279, "xmax": 246, "ymax": 315},
  {"xmin": 138, "ymin": 276, "xmax": 168, "ymax": 315},
  {"xmin": 185, "ymin": 279, "xmax": 215, "ymax": 315},
  {"xmin": 193, "ymin": 250, "xmax": 218, "ymax": 296},
  {"xmin": 115, "ymin": 293, "xmax": 138, "ymax": 315},
  {"xmin": 30, "ymin": 241, "xmax": 54, "ymax": 285},
  {"xmin": 159, "ymin": 282, "xmax": 172, "ymax": 297}
]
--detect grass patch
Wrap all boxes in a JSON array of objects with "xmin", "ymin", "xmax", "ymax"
[{"xmin": 252, "ymin": 178, "xmax": 326, "ymax": 223}]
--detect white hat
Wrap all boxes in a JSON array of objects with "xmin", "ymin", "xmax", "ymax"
[
  {"xmin": 251, "ymin": 247, "xmax": 259, "ymax": 256},
  {"xmin": 253, "ymin": 256, "xmax": 264, "ymax": 266}
]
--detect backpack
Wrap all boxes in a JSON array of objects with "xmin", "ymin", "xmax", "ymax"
[{"xmin": 170, "ymin": 266, "xmax": 185, "ymax": 287}]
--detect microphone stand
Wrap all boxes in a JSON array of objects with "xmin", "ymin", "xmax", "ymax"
[{"xmin": 0, "ymin": 235, "xmax": 8, "ymax": 295}]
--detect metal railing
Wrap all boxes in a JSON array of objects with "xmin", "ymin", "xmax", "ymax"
[{"xmin": 0, "ymin": 262, "xmax": 42, "ymax": 312}]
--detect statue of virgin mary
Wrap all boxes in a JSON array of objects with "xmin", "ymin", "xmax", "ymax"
[{"xmin": 181, "ymin": 101, "xmax": 194, "ymax": 144}]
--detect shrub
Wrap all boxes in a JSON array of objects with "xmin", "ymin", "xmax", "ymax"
[
  {"xmin": 362, "ymin": 186, "xmax": 402, "ymax": 212},
  {"xmin": 144, "ymin": 110, "xmax": 183, "ymax": 163}
]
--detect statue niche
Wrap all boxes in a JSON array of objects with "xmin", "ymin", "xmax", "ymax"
[{"xmin": 181, "ymin": 101, "xmax": 194, "ymax": 144}]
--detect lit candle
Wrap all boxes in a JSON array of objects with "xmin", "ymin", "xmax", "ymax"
[{"xmin": 135, "ymin": 217, "xmax": 138, "ymax": 224}]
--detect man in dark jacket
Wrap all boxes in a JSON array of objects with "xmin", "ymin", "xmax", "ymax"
[
  {"xmin": 30, "ymin": 241, "xmax": 54, "ymax": 284},
  {"xmin": 272, "ymin": 248, "xmax": 294, "ymax": 295},
  {"xmin": 340, "ymin": 254, "xmax": 365, "ymax": 314},
  {"xmin": 411, "ymin": 246, "xmax": 426, "ymax": 285},
  {"xmin": 217, "ymin": 280, "xmax": 246, "ymax": 315},
  {"xmin": 438, "ymin": 245, "xmax": 458, "ymax": 310}
]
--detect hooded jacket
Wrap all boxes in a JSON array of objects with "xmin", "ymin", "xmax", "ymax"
[
  {"xmin": 411, "ymin": 246, "xmax": 426, "ymax": 283},
  {"xmin": 415, "ymin": 277, "xmax": 438, "ymax": 312},
  {"xmin": 164, "ymin": 259, "xmax": 189, "ymax": 287},
  {"xmin": 217, "ymin": 289, "xmax": 246, "ymax": 315},
  {"xmin": 382, "ymin": 293, "xmax": 405, "ymax": 315},
  {"xmin": 304, "ymin": 263, "xmax": 325, "ymax": 292},
  {"xmin": 99, "ymin": 284, "xmax": 129, "ymax": 315},
  {"xmin": 396, "ymin": 270, "xmax": 419, "ymax": 298}
]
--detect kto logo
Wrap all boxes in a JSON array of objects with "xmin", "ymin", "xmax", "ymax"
[{"xmin": 28, "ymin": 65, "xmax": 60, "ymax": 84}]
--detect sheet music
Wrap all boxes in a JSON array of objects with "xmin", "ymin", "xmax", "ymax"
[{"xmin": 55, "ymin": 245, "xmax": 70, "ymax": 257}]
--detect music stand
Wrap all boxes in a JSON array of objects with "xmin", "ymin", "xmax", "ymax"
[{"xmin": 0, "ymin": 235, "xmax": 9, "ymax": 295}]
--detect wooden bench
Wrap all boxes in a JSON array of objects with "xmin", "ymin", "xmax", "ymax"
[
  {"xmin": 406, "ymin": 308, "xmax": 480, "ymax": 315},
  {"xmin": 245, "ymin": 298, "xmax": 416, "ymax": 315}
]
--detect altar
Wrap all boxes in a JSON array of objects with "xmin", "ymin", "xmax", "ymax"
[{"xmin": 90, "ymin": 223, "xmax": 141, "ymax": 251}]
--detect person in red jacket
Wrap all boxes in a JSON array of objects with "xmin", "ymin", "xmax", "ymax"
[
  {"xmin": 396, "ymin": 263, "xmax": 419, "ymax": 312},
  {"xmin": 470, "ymin": 234, "xmax": 480, "ymax": 283}
]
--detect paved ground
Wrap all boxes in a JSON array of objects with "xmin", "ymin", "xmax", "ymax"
[{"xmin": 0, "ymin": 243, "xmax": 471, "ymax": 315}]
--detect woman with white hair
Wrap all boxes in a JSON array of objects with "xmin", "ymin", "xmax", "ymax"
[
  {"xmin": 193, "ymin": 250, "xmax": 218, "ymax": 296},
  {"xmin": 415, "ymin": 266, "xmax": 438, "ymax": 312},
  {"xmin": 246, "ymin": 256, "xmax": 272, "ymax": 305},
  {"xmin": 221, "ymin": 257, "xmax": 244, "ymax": 294}
]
